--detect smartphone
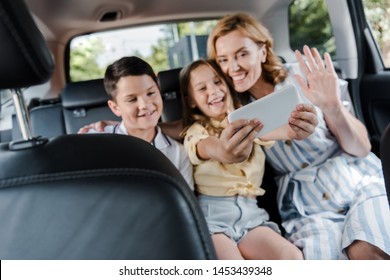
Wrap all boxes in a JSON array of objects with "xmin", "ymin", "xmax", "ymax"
[{"xmin": 228, "ymin": 84, "xmax": 301, "ymax": 137}]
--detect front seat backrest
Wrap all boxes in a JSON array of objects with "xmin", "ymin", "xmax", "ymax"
[
  {"xmin": 0, "ymin": 0, "xmax": 215, "ymax": 259},
  {"xmin": 0, "ymin": 0, "xmax": 54, "ymax": 89},
  {"xmin": 380, "ymin": 123, "xmax": 390, "ymax": 204},
  {"xmin": 0, "ymin": 134, "xmax": 215, "ymax": 259}
]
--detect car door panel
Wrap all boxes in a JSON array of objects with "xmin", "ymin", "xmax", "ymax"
[{"xmin": 360, "ymin": 73, "xmax": 390, "ymax": 155}]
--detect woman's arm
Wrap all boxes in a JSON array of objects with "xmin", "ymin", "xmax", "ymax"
[
  {"xmin": 294, "ymin": 45, "xmax": 371, "ymax": 157},
  {"xmin": 260, "ymin": 103, "xmax": 318, "ymax": 141}
]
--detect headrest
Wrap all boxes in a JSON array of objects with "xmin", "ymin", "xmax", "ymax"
[
  {"xmin": 61, "ymin": 79, "xmax": 108, "ymax": 109},
  {"xmin": 157, "ymin": 68, "xmax": 183, "ymax": 122},
  {"xmin": 0, "ymin": 0, "xmax": 54, "ymax": 89},
  {"xmin": 158, "ymin": 68, "xmax": 182, "ymax": 94}
]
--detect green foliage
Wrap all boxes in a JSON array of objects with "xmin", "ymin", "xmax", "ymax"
[
  {"xmin": 289, "ymin": 0, "xmax": 336, "ymax": 57},
  {"xmin": 363, "ymin": 0, "xmax": 390, "ymax": 66},
  {"xmin": 145, "ymin": 37, "xmax": 170, "ymax": 73},
  {"xmin": 69, "ymin": 37, "xmax": 106, "ymax": 82},
  {"xmin": 176, "ymin": 20, "xmax": 218, "ymax": 37},
  {"xmin": 363, "ymin": 0, "xmax": 389, "ymax": 43}
]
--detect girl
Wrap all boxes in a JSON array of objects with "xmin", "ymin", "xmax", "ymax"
[{"xmin": 179, "ymin": 59, "xmax": 303, "ymax": 260}]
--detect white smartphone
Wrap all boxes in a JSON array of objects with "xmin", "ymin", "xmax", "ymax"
[{"xmin": 228, "ymin": 84, "xmax": 302, "ymax": 137}]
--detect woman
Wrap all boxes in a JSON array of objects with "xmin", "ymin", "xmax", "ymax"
[{"xmin": 207, "ymin": 13, "xmax": 390, "ymax": 260}]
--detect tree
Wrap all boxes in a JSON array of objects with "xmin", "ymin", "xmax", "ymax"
[
  {"xmin": 70, "ymin": 37, "xmax": 106, "ymax": 82},
  {"xmin": 289, "ymin": 0, "xmax": 335, "ymax": 56},
  {"xmin": 290, "ymin": 0, "xmax": 390, "ymax": 65},
  {"xmin": 145, "ymin": 37, "xmax": 170, "ymax": 73},
  {"xmin": 363, "ymin": 0, "xmax": 390, "ymax": 66}
]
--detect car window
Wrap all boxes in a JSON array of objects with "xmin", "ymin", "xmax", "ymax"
[
  {"xmin": 69, "ymin": 20, "xmax": 217, "ymax": 82},
  {"xmin": 0, "ymin": 89, "xmax": 12, "ymax": 109},
  {"xmin": 363, "ymin": 0, "xmax": 390, "ymax": 68},
  {"xmin": 0, "ymin": 89, "xmax": 13, "ymax": 131},
  {"xmin": 289, "ymin": 0, "xmax": 336, "ymax": 58}
]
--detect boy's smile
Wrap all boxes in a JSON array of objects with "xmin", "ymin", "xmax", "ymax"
[{"xmin": 137, "ymin": 108, "xmax": 158, "ymax": 118}]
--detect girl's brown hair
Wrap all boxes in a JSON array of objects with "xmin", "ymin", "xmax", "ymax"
[
  {"xmin": 179, "ymin": 59, "xmax": 241, "ymax": 139},
  {"xmin": 207, "ymin": 13, "xmax": 287, "ymax": 86}
]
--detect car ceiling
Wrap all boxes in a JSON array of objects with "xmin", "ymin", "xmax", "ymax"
[{"xmin": 25, "ymin": 0, "xmax": 292, "ymax": 43}]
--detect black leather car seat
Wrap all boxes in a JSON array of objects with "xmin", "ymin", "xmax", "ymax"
[
  {"xmin": 0, "ymin": 134, "xmax": 215, "ymax": 259},
  {"xmin": 380, "ymin": 123, "xmax": 390, "ymax": 204},
  {"xmin": 0, "ymin": 0, "xmax": 215, "ymax": 259},
  {"xmin": 61, "ymin": 79, "xmax": 120, "ymax": 134},
  {"xmin": 157, "ymin": 68, "xmax": 183, "ymax": 122}
]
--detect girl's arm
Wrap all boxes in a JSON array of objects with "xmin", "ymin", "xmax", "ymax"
[{"xmin": 196, "ymin": 119, "xmax": 262, "ymax": 164}]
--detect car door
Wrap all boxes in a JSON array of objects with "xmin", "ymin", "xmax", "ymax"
[{"xmin": 347, "ymin": 0, "xmax": 390, "ymax": 156}]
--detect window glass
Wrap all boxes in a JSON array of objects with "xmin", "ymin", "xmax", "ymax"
[
  {"xmin": 0, "ymin": 89, "xmax": 13, "ymax": 131},
  {"xmin": 289, "ymin": 0, "xmax": 336, "ymax": 57},
  {"xmin": 363, "ymin": 0, "xmax": 390, "ymax": 68},
  {"xmin": 0, "ymin": 89, "xmax": 12, "ymax": 108},
  {"xmin": 69, "ymin": 20, "xmax": 217, "ymax": 82}
]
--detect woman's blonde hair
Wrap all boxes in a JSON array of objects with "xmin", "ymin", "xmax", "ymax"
[
  {"xmin": 179, "ymin": 59, "xmax": 241, "ymax": 139},
  {"xmin": 207, "ymin": 13, "xmax": 287, "ymax": 85}
]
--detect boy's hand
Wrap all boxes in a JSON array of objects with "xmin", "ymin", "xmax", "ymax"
[{"xmin": 78, "ymin": 120, "xmax": 119, "ymax": 134}]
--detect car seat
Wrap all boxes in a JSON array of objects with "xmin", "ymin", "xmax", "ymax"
[
  {"xmin": 158, "ymin": 68, "xmax": 183, "ymax": 122},
  {"xmin": 380, "ymin": 123, "xmax": 390, "ymax": 204},
  {"xmin": 0, "ymin": 0, "xmax": 215, "ymax": 259},
  {"xmin": 61, "ymin": 79, "xmax": 121, "ymax": 134}
]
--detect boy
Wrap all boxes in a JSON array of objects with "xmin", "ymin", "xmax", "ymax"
[{"xmin": 85, "ymin": 56, "xmax": 194, "ymax": 190}]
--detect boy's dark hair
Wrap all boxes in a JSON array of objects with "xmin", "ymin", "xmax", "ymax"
[{"xmin": 104, "ymin": 56, "xmax": 158, "ymax": 100}]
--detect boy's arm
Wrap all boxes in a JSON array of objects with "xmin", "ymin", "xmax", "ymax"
[
  {"xmin": 78, "ymin": 120, "xmax": 119, "ymax": 133},
  {"xmin": 159, "ymin": 119, "xmax": 184, "ymax": 141}
]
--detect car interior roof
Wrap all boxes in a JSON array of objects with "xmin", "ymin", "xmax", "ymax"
[
  {"xmin": 26, "ymin": 0, "xmax": 291, "ymax": 43},
  {"xmin": 24, "ymin": 0, "xmax": 294, "ymax": 97},
  {"xmin": 22, "ymin": 0, "xmax": 360, "ymax": 99}
]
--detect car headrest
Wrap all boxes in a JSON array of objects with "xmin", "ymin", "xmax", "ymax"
[
  {"xmin": 61, "ymin": 79, "xmax": 108, "ymax": 109},
  {"xmin": 158, "ymin": 68, "xmax": 182, "ymax": 96},
  {"xmin": 157, "ymin": 68, "xmax": 183, "ymax": 122},
  {"xmin": 0, "ymin": 0, "xmax": 54, "ymax": 89}
]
